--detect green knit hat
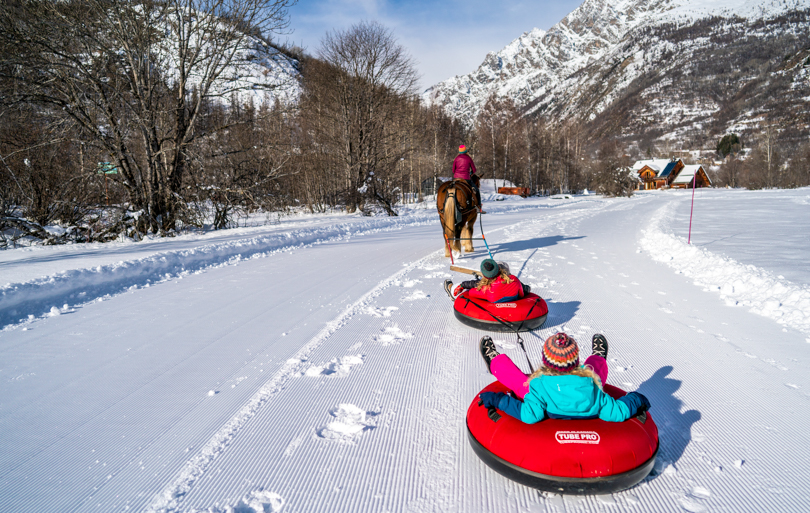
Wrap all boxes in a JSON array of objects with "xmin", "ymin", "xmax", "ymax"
[{"xmin": 480, "ymin": 259, "xmax": 499, "ymax": 278}]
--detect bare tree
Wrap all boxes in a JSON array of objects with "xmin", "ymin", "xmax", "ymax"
[
  {"xmin": 315, "ymin": 21, "xmax": 419, "ymax": 214},
  {"xmin": 0, "ymin": 0, "xmax": 296, "ymax": 234}
]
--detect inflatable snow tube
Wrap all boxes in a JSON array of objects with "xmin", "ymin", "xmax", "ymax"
[
  {"xmin": 453, "ymin": 292, "xmax": 548, "ymax": 332},
  {"xmin": 467, "ymin": 381, "xmax": 659, "ymax": 494}
]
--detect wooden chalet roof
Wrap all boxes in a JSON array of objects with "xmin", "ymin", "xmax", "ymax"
[
  {"xmin": 632, "ymin": 159, "xmax": 671, "ymax": 173},
  {"xmin": 672, "ymin": 165, "xmax": 711, "ymax": 185},
  {"xmin": 632, "ymin": 158, "xmax": 684, "ymax": 178}
]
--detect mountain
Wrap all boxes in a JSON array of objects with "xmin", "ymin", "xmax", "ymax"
[{"xmin": 423, "ymin": 0, "xmax": 810, "ymax": 147}]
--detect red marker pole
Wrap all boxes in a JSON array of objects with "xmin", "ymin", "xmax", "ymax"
[{"xmin": 688, "ymin": 173, "xmax": 697, "ymax": 244}]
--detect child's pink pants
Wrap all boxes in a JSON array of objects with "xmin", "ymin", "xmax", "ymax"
[{"xmin": 490, "ymin": 354, "xmax": 608, "ymax": 399}]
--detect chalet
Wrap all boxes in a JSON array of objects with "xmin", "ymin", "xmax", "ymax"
[
  {"xmin": 671, "ymin": 165, "xmax": 712, "ymax": 188},
  {"xmin": 631, "ymin": 158, "xmax": 684, "ymax": 190}
]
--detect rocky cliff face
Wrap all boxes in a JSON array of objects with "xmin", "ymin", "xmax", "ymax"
[{"xmin": 424, "ymin": 0, "xmax": 810, "ymax": 146}]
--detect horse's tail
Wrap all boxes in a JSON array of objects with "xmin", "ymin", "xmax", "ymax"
[{"xmin": 443, "ymin": 187, "xmax": 459, "ymax": 230}]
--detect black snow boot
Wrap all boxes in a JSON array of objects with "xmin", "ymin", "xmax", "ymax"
[
  {"xmin": 592, "ymin": 334, "xmax": 609, "ymax": 359},
  {"xmin": 443, "ymin": 279, "xmax": 454, "ymax": 300},
  {"xmin": 480, "ymin": 336, "xmax": 500, "ymax": 373}
]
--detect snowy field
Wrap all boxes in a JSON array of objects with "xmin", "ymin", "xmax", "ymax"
[{"xmin": 1, "ymin": 188, "xmax": 809, "ymax": 512}]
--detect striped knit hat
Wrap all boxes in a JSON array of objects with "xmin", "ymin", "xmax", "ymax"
[
  {"xmin": 542, "ymin": 333, "xmax": 580, "ymax": 372},
  {"xmin": 458, "ymin": 144, "xmax": 467, "ymax": 153}
]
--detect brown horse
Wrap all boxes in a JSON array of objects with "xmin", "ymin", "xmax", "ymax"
[{"xmin": 437, "ymin": 178, "xmax": 479, "ymax": 257}]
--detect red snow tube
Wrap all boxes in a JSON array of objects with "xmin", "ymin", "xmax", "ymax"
[
  {"xmin": 453, "ymin": 292, "xmax": 548, "ymax": 332},
  {"xmin": 467, "ymin": 381, "xmax": 659, "ymax": 494}
]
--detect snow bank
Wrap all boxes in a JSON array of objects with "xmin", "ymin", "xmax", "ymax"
[
  {"xmin": 641, "ymin": 202, "xmax": 810, "ymax": 336},
  {"xmin": 0, "ymin": 197, "xmax": 567, "ymax": 331},
  {"xmin": 0, "ymin": 213, "xmax": 431, "ymax": 330}
]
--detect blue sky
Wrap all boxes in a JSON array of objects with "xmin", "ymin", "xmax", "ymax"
[{"xmin": 284, "ymin": 0, "xmax": 585, "ymax": 92}]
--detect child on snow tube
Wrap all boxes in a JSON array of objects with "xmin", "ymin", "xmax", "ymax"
[
  {"xmin": 478, "ymin": 333, "xmax": 650, "ymax": 424},
  {"xmin": 449, "ymin": 259, "xmax": 529, "ymax": 303}
]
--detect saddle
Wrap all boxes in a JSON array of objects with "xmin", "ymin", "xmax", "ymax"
[{"xmin": 438, "ymin": 179, "xmax": 477, "ymax": 215}]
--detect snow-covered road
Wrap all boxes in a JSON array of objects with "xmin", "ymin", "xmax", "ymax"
[{"xmin": 1, "ymin": 191, "xmax": 808, "ymax": 512}]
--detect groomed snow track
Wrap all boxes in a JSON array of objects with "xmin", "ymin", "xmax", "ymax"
[{"xmin": 1, "ymin": 191, "xmax": 809, "ymax": 512}]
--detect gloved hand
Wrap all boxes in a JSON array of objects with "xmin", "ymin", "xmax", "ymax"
[
  {"xmin": 479, "ymin": 392, "xmax": 505, "ymax": 409},
  {"xmin": 453, "ymin": 285, "xmax": 464, "ymax": 297},
  {"xmin": 522, "ymin": 284, "xmax": 531, "ymax": 295},
  {"xmin": 618, "ymin": 391, "xmax": 651, "ymax": 416}
]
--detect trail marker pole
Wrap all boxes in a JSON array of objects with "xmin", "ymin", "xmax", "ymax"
[{"xmin": 688, "ymin": 173, "xmax": 697, "ymax": 244}]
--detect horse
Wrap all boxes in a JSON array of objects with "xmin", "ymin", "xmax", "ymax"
[{"xmin": 437, "ymin": 177, "xmax": 479, "ymax": 257}]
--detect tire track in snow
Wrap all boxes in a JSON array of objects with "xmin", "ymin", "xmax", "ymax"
[{"xmin": 143, "ymin": 250, "xmax": 443, "ymax": 513}]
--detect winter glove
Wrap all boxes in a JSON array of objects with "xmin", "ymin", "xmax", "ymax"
[
  {"xmin": 453, "ymin": 285, "xmax": 464, "ymax": 297},
  {"xmin": 618, "ymin": 392, "xmax": 651, "ymax": 417},
  {"xmin": 480, "ymin": 392, "xmax": 524, "ymax": 421},
  {"xmin": 496, "ymin": 394, "xmax": 524, "ymax": 420},
  {"xmin": 522, "ymin": 284, "xmax": 532, "ymax": 295},
  {"xmin": 479, "ymin": 392, "xmax": 503, "ymax": 409}
]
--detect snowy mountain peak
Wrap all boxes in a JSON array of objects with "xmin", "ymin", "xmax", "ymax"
[{"xmin": 424, "ymin": 0, "xmax": 810, "ymax": 138}]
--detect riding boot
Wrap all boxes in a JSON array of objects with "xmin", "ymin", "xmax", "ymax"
[{"xmin": 475, "ymin": 187, "xmax": 486, "ymax": 214}]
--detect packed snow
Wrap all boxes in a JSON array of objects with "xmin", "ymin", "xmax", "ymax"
[{"xmin": 1, "ymin": 188, "xmax": 809, "ymax": 512}]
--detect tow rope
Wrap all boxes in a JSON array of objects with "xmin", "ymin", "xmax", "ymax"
[{"xmin": 462, "ymin": 295, "xmax": 541, "ymax": 373}]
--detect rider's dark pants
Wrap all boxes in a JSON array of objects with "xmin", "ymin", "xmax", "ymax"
[{"xmin": 465, "ymin": 179, "xmax": 482, "ymax": 208}]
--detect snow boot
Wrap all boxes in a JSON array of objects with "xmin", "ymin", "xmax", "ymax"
[
  {"xmin": 592, "ymin": 334, "xmax": 608, "ymax": 359},
  {"xmin": 480, "ymin": 336, "xmax": 500, "ymax": 373},
  {"xmin": 444, "ymin": 279, "xmax": 454, "ymax": 300}
]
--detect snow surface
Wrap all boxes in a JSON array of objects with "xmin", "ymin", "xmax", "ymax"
[{"xmin": 1, "ymin": 188, "xmax": 809, "ymax": 512}]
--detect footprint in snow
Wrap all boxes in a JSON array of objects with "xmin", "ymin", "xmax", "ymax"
[
  {"xmin": 690, "ymin": 486, "xmax": 711, "ymax": 499},
  {"xmin": 316, "ymin": 404, "xmax": 378, "ymax": 444},
  {"xmin": 422, "ymin": 272, "xmax": 451, "ymax": 279},
  {"xmin": 304, "ymin": 355, "xmax": 364, "ymax": 378},
  {"xmin": 374, "ymin": 325, "xmax": 413, "ymax": 346},
  {"xmin": 230, "ymin": 490, "xmax": 285, "ymax": 513},
  {"xmin": 402, "ymin": 290, "xmax": 428, "ymax": 301},
  {"xmin": 395, "ymin": 279, "xmax": 422, "ymax": 288},
  {"xmin": 678, "ymin": 497, "xmax": 707, "ymax": 513},
  {"xmin": 364, "ymin": 306, "xmax": 399, "ymax": 318}
]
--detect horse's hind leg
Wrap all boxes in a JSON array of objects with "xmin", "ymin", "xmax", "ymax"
[{"xmin": 461, "ymin": 219, "xmax": 474, "ymax": 253}]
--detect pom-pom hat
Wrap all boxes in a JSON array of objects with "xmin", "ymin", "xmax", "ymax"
[
  {"xmin": 542, "ymin": 333, "xmax": 580, "ymax": 372},
  {"xmin": 458, "ymin": 144, "xmax": 468, "ymax": 153},
  {"xmin": 480, "ymin": 258, "xmax": 499, "ymax": 278}
]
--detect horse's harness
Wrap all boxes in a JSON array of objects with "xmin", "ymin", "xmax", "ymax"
[{"xmin": 437, "ymin": 180, "xmax": 476, "ymax": 217}]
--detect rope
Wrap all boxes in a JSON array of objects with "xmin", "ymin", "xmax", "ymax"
[{"xmin": 462, "ymin": 294, "xmax": 541, "ymax": 372}]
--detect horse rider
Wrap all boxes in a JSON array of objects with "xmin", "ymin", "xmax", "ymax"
[{"xmin": 452, "ymin": 145, "xmax": 485, "ymax": 214}]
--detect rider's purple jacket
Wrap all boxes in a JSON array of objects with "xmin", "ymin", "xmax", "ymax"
[{"xmin": 452, "ymin": 153, "xmax": 477, "ymax": 180}]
